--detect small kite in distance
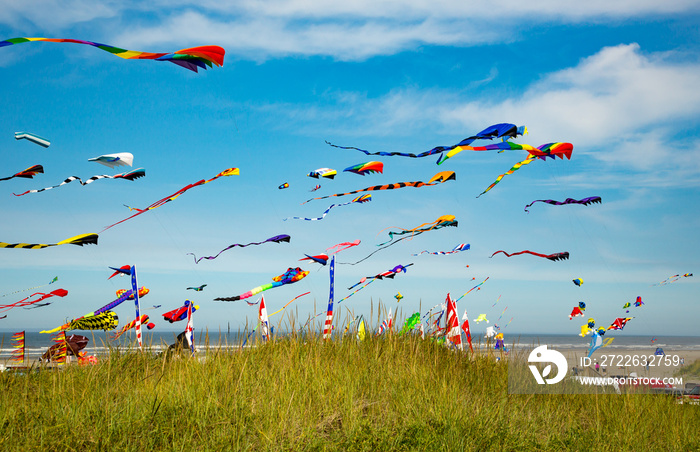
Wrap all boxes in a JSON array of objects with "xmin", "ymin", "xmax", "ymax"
[
  {"xmin": 653, "ymin": 273, "xmax": 693, "ymax": 286},
  {"xmin": 188, "ymin": 234, "xmax": 290, "ymax": 264},
  {"xmin": 490, "ymin": 250, "xmax": 569, "ymax": 261},
  {"xmin": 88, "ymin": 153, "xmax": 134, "ymax": 168},
  {"xmin": 279, "ymin": 182, "xmax": 289, "ymax": 189},
  {"xmin": 607, "ymin": 317, "xmax": 633, "ymax": 331},
  {"xmin": 343, "ymin": 161, "xmax": 384, "ymax": 175},
  {"xmin": 187, "ymin": 285, "xmax": 207, "ymax": 291},
  {"xmin": 108, "ymin": 265, "xmax": 131, "ymax": 279},
  {"xmin": 524, "ymin": 196, "xmax": 601, "ymax": 213},
  {"xmin": 285, "ymin": 194, "xmax": 371, "ymax": 221},
  {"xmin": 300, "ymin": 254, "xmax": 329, "ymax": 266},
  {"xmin": 308, "ymin": 168, "xmax": 337, "ymax": 179},
  {"xmin": 378, "ymin": 215, "xmax": 457, "ymax": 246},
  {"xmin": 15, "ymin": 131, "xmax": 50, "ymax": 147},
  {"xmin": 0, "ymin": 165, "xmax": 44, "ymax": 182},
  {"xmin": 326, "ymin": 240, "xmax": 361, "ymax": 254},
  {"xmin": 474, "ymin": 314, "xmax": 489, "ymax": 324},
  {"xmin": 310, "ymin": 185, "xmax": 321, "ymax": 192},
  {"xmin": 573, "ymin": 278, "xmax": 583, "ymax": 286},
  {"xmin": 413, "ymin": 243, "xmax": 470, "ymax": 256}
]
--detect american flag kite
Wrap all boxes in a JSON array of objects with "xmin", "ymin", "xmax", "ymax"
[
  {"xmin": 185, "ymin": 300, "xmax": 195, "ymax": 354},
  {"xmin": 323, "ymin": 256, "xmax": 335, "ymax": 340},
  {"xmin": 130, "ymin": 266, "xmax": 143, "ymax": 350}
]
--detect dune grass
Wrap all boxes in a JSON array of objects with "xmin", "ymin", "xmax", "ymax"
[{"xmin": 1, "ymin": 330, "xmax": 699, "ymax": 451}]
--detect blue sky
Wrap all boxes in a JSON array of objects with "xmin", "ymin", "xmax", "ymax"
[{"xmin": 0, "ymin": 1, "xmax": 698, "ymax": 338}]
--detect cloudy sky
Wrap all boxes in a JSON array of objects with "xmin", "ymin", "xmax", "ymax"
[{"xmin": 0, "ymin": 1, "xmax": 698, "ymax": 338}]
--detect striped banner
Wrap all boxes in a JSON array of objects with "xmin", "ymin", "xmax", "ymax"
[
  {"xmin": 11, "ymin": 331, "xmax": 24, "ymax": 364},
  {"xmin": 130, "ymin": 266, "xmax": 142, "ymax": 350},
  {"xmin": 323, "ymin": 256, "xmax": 335, "ymax": 340}
]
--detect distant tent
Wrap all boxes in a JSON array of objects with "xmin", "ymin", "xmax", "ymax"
[{"xmin": 654, "ymin": 347, "xmax": 665, "ymax": 356}]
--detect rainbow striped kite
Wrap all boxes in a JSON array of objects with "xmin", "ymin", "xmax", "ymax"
[{"xmin": 1, "ymin": 38, "xmax": 225, "ymax": 72}]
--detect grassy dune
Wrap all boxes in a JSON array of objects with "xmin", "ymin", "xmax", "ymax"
[{"xmin": 1, "ymin": 332, "xmax": 699, "ymax": 451}]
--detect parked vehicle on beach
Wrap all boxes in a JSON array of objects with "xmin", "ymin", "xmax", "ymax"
[{"xmin": 677, "ymin": 385, "xmax": 700, "ymax": 405}]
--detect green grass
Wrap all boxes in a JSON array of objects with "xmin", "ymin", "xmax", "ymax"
[
  {"xmin": 1, "ymin": 332, "xmax": 699, "ymax": 451},
  {"xmin": 675, "ymin": 358, "xmax": 700, "ymax": 382}
]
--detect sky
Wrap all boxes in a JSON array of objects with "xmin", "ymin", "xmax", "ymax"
[{"xmin": 0, "ymin": 1, "xmax": 698, "ymax": 338}]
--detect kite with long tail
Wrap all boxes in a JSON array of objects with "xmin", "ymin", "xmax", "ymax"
[
  {"xmin": 377, "ymin": 215, "xmax": 457, "ymax": 246},
  {"xmin": 1, "ymin": 276, "xmax": 57, "ymax": 298},
  {"xmin": 348, "ymin": 264, "xmax": 414, "ymax": 290},
  {"xmin": 413, "ymin": 243, "xmax": 470, "ymax": 256},
  {"xmin": 13, "ymin": 168, "xmax": 145, "ymax": 196},
  {"xmin": 102, "ymin": 168, "xmax": 238, "ymax": 231},
  {"xmin": 286, "ymin": 194, "xmax": 371, "ymax": 221},
  {"xmin": 303, "ymin": 171, "xmax": 455, "ymax": 204},
  {"xmin": 214, "ymin": 267, "xmax": 309, "ymax": 302},
  {"xmin": 327, "ymin": 123, "xmax": 526, "ymax": 160},
  {"xmin": 111, "ymin": 315, "xmax": 155, "ymax": 340},
  {"xmin": 344, "ymin": 161, "xmax": 384, "ymax": 175},
  {"xmin": 524, "ymin": 196, "xmax": 601, "ymax": 213},
  {"xmin": 326, "ymin": 240, "xmax": 361, "ymax": 254},
  {"xmin": 0, "ymin": 233, "xmax": 98, "ymax": 250},
  {"xmin": 454, "ymin": 276, "xmax": 490, "ymax": 302},
  {"xmin": 477, "ymin": 142, "xmax": 574, "ymax": 197},
  {"xmin": 0, "ymin": 165, "xmax": 43, "ymax": 181},
  {"xmin": 652, "ymin": 273, "xmax": 693, "ymax": 286},
  {"xmin": 40, "ymin": 289, "xmax": 135, "ymax": 334},
  {"xmin": 477, "ymin": 157, "xmax": 536, "ymax": 197},
  {"xmin": 437, "ymin": 139, "xmax": 571, "ymax": 165},
  {"xmin": 340, "ymin": 218, "xmax": 457, "ymax": 265},
  {"xmin": 1, "ymin": 38, "xmax": 225, "ymax": 72},
  {"xmin": 188, "ymin": 234, "xmax": 290, "ymax": 264},
  {"xmin": 0, "ymin": 289, "xmax": 68, "ymax": 313},
  {"xmin": 490, "ymin": 250, "xmax": 569, "ymax": 261}
]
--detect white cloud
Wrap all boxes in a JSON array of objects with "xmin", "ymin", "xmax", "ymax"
[
  {"xmin": 1, "ymin": 1, "xmax": 698, "ymax": 60},
  {"xmin": 0, "ymin": 0, "xmax": 116, "ymax": 31},
  {"xmin": 229, "ymin": 44, "xmax": 700, "ymax": 188}
]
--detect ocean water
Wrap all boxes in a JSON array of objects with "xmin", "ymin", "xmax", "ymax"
[
  {"xmin": 0, "ymin": 330, "xmax": 246, "ymax": 362},
  {"xmin": 1, "ymin": 330, "xmax": 698, "ymax": 362},
  {"xmin": 500, "ymin": 334, "xmax": 700, "ymax": 351}
]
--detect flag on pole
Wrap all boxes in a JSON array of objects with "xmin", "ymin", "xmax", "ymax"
[
  {"xmin": 461, "ymin": 310, "xmax": 474, "ymax": 353},
  {"xmin": 377, "ymin": 310, "xmax": 393, "ymax": 336},
  {"xmin": 130, "ymin": 266, "xmax": 142, "ymax": 350},
  {"xmin": 259, "ymin": 294, "xmax": 270, "ymax": 341},
  {"xmin": 445, "ymin": 294, "xmax": 462, "ymax": 350},
  {"xmin": 357, "ymin": 316, "xmax": 366, "ymax": 341},
  {"xmin": 185, "ymin": 299, "xmax": 195, "ymax": 354},
  {"xmin": 11, "ymin": 331, "xmax": 25, "ymax": 364},
  {"xmin": 323, "ymin": 256, "xmax": 335, "ymax": 340}
]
